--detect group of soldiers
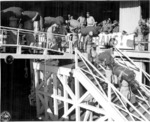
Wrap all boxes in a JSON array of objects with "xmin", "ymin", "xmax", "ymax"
[
  {"xmin": 1, "ymin": 6, "xmax": 150, "ymax": 109},
  {"xmin": 1, "ymin": 7, "xmax": 43, "ymax": 51},
  {"xmin": 1, "ymin": 6, "xmax": 150, "ymax": 52},
  {"xmin": 0, "ymin": 7, "xmax": 120, "ymax": 54}
]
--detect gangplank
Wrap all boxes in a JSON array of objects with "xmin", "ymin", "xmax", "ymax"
[{"xmin": 0, "ymin": 26, "xmax": 150, "ymax": 121}]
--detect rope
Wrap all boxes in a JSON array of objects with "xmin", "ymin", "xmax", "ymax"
[{"xmin": 24, "ymin": 59, "xmax": 28, "ymax": 78}]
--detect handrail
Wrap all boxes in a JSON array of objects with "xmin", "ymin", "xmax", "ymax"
[
  {"xmin": 0, "ymin": 25, "xmax": 71, "ymax": 37},
  {"xmin": 0, "ymin": 26, "xmax": 74, "ymax": 54},
  {"xmin": 114, "ymin": 47, "xmax": 150, "ymax": 93},
  {"xmin": 76, "ymin": 69, "xmax": 127, "ymax": 121},
  {"xmin": 75, "ymin": 48, "xmax": 149, "ymax": 121}
]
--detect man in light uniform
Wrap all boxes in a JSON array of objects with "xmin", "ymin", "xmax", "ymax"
[
  {"xmin": 134, "ymin": 19, "xmax": 149, "ymax": 51},
  {"xmin": 77, "ymin": 13, "xmax": 86, "ymax": 27},
  {"xmin": 84, "ymin": 31, "xmax": 94, "ymax": 62},
  {"xmin": 22, "ymin": 11, "xmax": 40, "ymax": 46},
  {"xmin": 47, "ymin": 23, "xmax": 58, "ymax": 48},
  {"xmin": 86, "ymin": 12, "xmax": 96, "ymax": 27}
]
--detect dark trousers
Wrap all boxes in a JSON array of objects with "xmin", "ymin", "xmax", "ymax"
[{"xmin": 25, "ymin": 33, "xmax": 35, "ymax": 45}]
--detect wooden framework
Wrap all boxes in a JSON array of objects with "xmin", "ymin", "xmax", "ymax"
[
  {"xmin": 32, "ymin": 49, "xmax": 150, "ymax": 121},
  {"xmin": 0, "ymin": 26, "xmax": 150, "ymax": 121}
]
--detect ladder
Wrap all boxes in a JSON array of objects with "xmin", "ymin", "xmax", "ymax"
[{"xmin": 74, "ymin": 49, "xmax": 150, "ymax": 121}]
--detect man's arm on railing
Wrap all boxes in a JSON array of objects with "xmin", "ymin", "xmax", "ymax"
[{"xmin": 32, "ymin": 12, "xmax": 39, "ymax": 22}]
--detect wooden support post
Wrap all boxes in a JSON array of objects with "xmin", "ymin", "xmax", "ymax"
[
  {"xmin": 74, "ymin": 48, "xmax": 80, "ymax": 121},
  {"xmin": 89, "ymin": 111, "xmax": 93, "ymax": 121},
  {"xmin": 53, "ymin": 73, "xmax": 58, "ymax": 120},
  {"xmin": 63, "ymin": 75, "xmax": 69, "ymax": 120},
  {"xmin": 75, "ymin": 78, "xmax": 80, "ymax": 121},
  {"xmin": 105, "ymin": 70, "xmax": 112, "ymax": 102},
  {"xmin": 30, "ymin": 60, "xmax": 34, "ymax": 85},
  {"xmin": 148, "ymin": 34, "xmax": 150, "ymax": 51},
  {"xmin": 148, "ymin": 34, "xmax": 150, "ymax": 83},
  {"xmin": 17, "ymin": 46, "xmax": 21, "ymax": 54},
  {"xmin": 83, "ymin": 110, "xmax": 90, "ymax": 121},
  {"xmin": 16, "ymin": 29, "xmax": 21, "ymax": 54},
  {"xmin": 43, "ymin": 73, "xmax": 49, "ymax": 120},
  {"xmin": 34, "ymin": 68, "xmax": 40, "ymax": 118},
  {"xmin": 47, "ymin": 75, "xmax": 53, "ymax": 116},
  {"xmin": 0, "ymin": 59, "xmax": 1, "ymax": 114}
]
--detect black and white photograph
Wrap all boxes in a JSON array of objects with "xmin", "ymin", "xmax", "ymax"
[{"xmin": 0, "ymin": 0, "xmax": 150, "ymax": 121}]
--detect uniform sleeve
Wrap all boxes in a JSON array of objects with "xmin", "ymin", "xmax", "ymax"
[
  {"xmin": 77, "ymin": 17, "xmax": 80, "ymax": 22},
  {"xmin": 84, "ymin": 35, "xmax": 88, "ymax": 49},
  {"xmin": 134, "ymin": 27, "xmax": 138, "ymax": 35},
  {"xmin": 39, "ymin": 16, "xmax": 44, "ymax": 31},
  {"xmin": 92, "ymin": 16, "xmax": 95, "ymax": 23}
]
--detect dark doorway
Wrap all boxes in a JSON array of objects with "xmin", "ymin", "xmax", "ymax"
[
  {"xmin": 1, "ymin": 59, "xmax": 36, "ymax": 121},
  {"xmin": 141, "ymin": 1, "xmax": 149, "ymax": 20}
]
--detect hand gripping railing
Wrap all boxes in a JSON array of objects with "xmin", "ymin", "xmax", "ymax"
[{"xmin": 74, "ymin": 48, "xmax": 150, "ymax": 121}]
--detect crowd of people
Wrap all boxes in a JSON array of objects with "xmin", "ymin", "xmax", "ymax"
[
  {"xmin": 1, "ymin": 7, "xmax": 150, "ymax": 54},
  {"xmin": 1, "ymin": 6, "xmax": 150, "ymax": 109},
  {"xmin": 1, "ymin": 7, "xmax": 120, "ymax": 53},
  {"xmin": 66, "ymin": 12, "xmax": 119, "ymax": 34}
]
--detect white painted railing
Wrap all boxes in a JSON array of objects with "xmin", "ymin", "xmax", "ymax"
[
  {"xmin": 33, "ymin": 62, "xmax": 127, "ymax": 121},
  {"xmin": 1, "ymin": 25, "xmax": 149, "ymax": 121},
  {"xmin": 32, "ymin": 48, "xmax": 150, "ymax": 121},
  {"xmin": 114, "ymin": 47, "xmax": 150, "ymax": 95},
  {"xmin": 75, "ymin": 48, "xmax": 150, "ymax": 121},
  {"xmin": 0, "ymin": 26, "xmax": 74, "ymax": 54}
]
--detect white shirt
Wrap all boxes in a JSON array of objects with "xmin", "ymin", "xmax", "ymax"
[
  {"xmin": 87, "ymin": 16, "xmax": 95, "ymax": 26},
  {"xmin": 47, "ymin": 24, "xmax": 57, "ymax": 43},
  {"xmin": 77, "ymin": 16, "xmax": 85, "ymax": 26}
]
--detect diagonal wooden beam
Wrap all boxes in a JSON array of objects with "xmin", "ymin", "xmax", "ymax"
[
  {"xmin": 78, "ymin": 91, "xmax": 90, "ymax": 103},
  {"xmin": 57, "ymin": 74, "xmax": 75, "ymax": 101},
  {"xmin": 83, "ymin": 110, "xmax": 90, "ymax": 121},
  {"xmin": 59, "ymin": 105, "xmax": 75, "ymax": 121}
]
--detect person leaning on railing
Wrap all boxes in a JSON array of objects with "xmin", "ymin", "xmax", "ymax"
[
  {"xmin": 21, "ymin": 11, "xmax": 40, "ymax": 46},
  {"xmin": 5, "ymin": 15, "xmax": 20, "ymax": 52},
  {"xmin": 134, "ymin": 19, "xmax": 149, "ymax": 51},
  {"xmin": 46, "ymin": 23, "xmax": 59, "ymax": 49}
]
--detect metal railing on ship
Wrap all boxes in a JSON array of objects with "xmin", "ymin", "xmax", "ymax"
[
  {"xmin": 0, "ymin": 26, "xmax": 74, "ymax": 55},
  {"xmin": 74, "ymin": 48, "xmax": 150, "ymax": 121}
]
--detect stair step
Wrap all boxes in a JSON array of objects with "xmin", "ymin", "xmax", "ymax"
[
  {"xmin": 128, "ymin": 105, "xmax": 145, "ymax": 120},
  {"xmin": 80, "ymin": 62, "xmax": 150, "ymax": 120},
  {"xmin": 111, "ymin": 92, "xmax": 118, "ymax": 102},
  {"xmin": 142, "ymin": 112, "xmax": 150, "ymax": 120},
  {"xmin": 122, "ymin": 105, "xmax": 142, "ymax": 121},
  {"xmin": 120, "ymin": 110, "xmax": 133, "ymax": 121},
  {"xmin": 140, "ymin": 101, "xmax": 150, "ymax": 110}
]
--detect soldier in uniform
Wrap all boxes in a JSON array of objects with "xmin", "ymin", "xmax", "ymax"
[
  {"xmin": 77, "ymin": 13, "xmax": 86, "ymax": 27},
  {"xmin": 2, "ymin": 7, "xmax": 23, "ymax": 52},
  {"xmin": 84, "ymin": 31, "xmax": 94, "ymax": 62},
  {"xmin": 134, "ymin": 19, "xmax": 149, "ymax": 51},
  {"xmin": 46, "ymin": 23, "xmax": 59, "ymax": 49},
  {"xmin": 21, "ymin": 11, "xmax": 40, "ymax": 46},
  {"xmin": 94, "ymin": 48, "xmax": 150, "ymax": 106},
  {"xmin": 86, "ymin": 12, "xmax": 96, "ymax": 27}
]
